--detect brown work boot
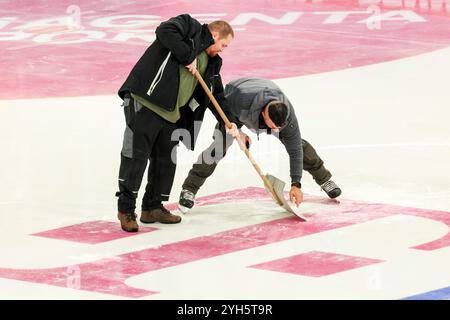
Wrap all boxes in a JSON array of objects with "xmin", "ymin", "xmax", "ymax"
[
  {"xmin": 140, "ymin": 206, "xmax": 181, "ymax": 224},
  {"xmin": 118, "ymin": 212, "xmax": 139, "ymax": 232}
]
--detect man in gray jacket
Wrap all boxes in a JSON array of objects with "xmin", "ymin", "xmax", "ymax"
[{"xmin": 178, "ymin": 77, "xmax": 341, "ymax": 213}]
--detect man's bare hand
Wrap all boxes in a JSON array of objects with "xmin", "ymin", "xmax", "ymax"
[
  {"xmin": 289, "ymin": 186, "xmax": 303, "ymax": 207},
  {"xmin": 186, "ymin": 58, "xmax": 197, "ymax": 75},
  {"xmin": 226, "ymin": 122, "xmax": 239, "ymax": 138},
  {"xmin": 239, "ymin": 131, "xmax": 252, "ymax": 149}
]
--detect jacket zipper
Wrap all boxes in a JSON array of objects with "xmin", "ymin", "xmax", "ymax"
[{"xmin": 147, "ymin": 51, "xmax": 171, "ymax": 96}]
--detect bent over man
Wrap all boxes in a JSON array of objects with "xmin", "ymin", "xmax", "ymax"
[{"xmin": 178, "ymin": 77, "xmax": 341, "ymax": 213}]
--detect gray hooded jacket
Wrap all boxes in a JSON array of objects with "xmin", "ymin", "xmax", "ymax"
[{"xmin": 224, "ymin": 78, "xmax": 303, "ymax": 183}]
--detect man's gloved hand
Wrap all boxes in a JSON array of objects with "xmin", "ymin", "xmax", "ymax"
[{"xmin": 225, "ymin": 122, "xmax": 239, "ymax": 137}]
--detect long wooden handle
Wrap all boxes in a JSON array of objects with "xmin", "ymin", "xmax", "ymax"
[
  {"xmin": 194, "ymin": 71, "xmax": 232, "ymax": 129},
  {"xmin": 194, "ymin": 71, "xmax": 283, "ymax": 205}
]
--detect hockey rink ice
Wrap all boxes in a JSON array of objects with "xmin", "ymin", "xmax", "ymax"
[{"xmin": 1, "ymin": 0, "xmax": 450, "ymax": 300}]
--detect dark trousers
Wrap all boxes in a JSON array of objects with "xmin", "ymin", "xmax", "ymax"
[
  {"xmin": 116, "ymin": 95, "xmax": 178, "ymax": 213},
  {"xmin": 182, "ymin": 124, "xmax": 331, "ymax": 194}
]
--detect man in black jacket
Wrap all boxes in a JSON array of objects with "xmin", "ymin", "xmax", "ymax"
[
  {"xmin": 178, "ymin": 77, "xmax": 342, "ymax": 214},
  {"xmin": 116, "ymin": 14, "xmax": 238, "ymax": 232}
]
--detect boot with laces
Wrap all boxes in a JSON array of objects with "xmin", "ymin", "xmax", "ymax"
[
  {"xmin": 118, "ymin": 212, "xmax": 139, "ymax": 232},
  {"xmin": 140, "ymin": 206, "xmax": 182, "ymax": 224}
]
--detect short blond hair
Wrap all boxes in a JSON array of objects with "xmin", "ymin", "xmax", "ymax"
[{"xmin": 208, "ymin": 20, "xmax": 234, "ymax": 39}]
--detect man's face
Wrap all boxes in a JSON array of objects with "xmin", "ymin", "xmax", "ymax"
[
  {"xmin": 262, "ymin": 105, "xmax": 282, "ymax": 131},
  {"xmin": 205, "ymin": 32, "xmax": 233, "ymax": 57}
]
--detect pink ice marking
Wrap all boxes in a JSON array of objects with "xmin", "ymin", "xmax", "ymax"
[
  {"xmin": 404, "ymin": 207, "xmax": 450, "ymax": 251},
  {"xmin": 32, "ymin": 220, "xmax": 159, "ymax": 244},
  {"xmin": 250, "ymin": 251, "xmax": 384, "ymax": 277},
  {"xmin": 0, "ymin": 187, "xmax": 449, "ymax": 298},
  {"xmin": 167, "ymin": 186, "xmax": 278, "ymax": 211},
  {"xmin": 3, "ymin": 1, "xmax": 450, "ymax": 99}
]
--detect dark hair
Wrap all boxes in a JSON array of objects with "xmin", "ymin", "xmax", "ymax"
[
  {"xmin": 267, "ymin": 101, "xmax": 288, "ymax": 127},
  {"xmin": 208, "ymin": 20, "xmax": 234, "ymax": 38}
]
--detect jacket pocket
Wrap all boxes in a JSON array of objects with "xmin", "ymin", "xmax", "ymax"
[{"xmin": 122, "ymin": 95, "xmax": 137, "ymax": 130}]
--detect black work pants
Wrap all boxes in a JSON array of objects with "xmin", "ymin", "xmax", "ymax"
[{"xmin": 116, "ymin": 95, "xmax": 178, "ymax": 213}]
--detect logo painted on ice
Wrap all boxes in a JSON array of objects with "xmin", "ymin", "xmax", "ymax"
[
  {"xmin": 1, "ymin": 1, "xmax": 450, "ymax": 99},
  {"xmin": 0, "ymin": 187, "xmax": 449, "ymax": 298},
  {"xmin": 0, "ymin": 11, "xmax": 426, "ymax": 44}
]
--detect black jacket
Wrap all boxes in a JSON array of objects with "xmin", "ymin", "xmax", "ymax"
[{"xmin": 118, "ymin": 14, "xmax": 229, "ymax": 150}]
